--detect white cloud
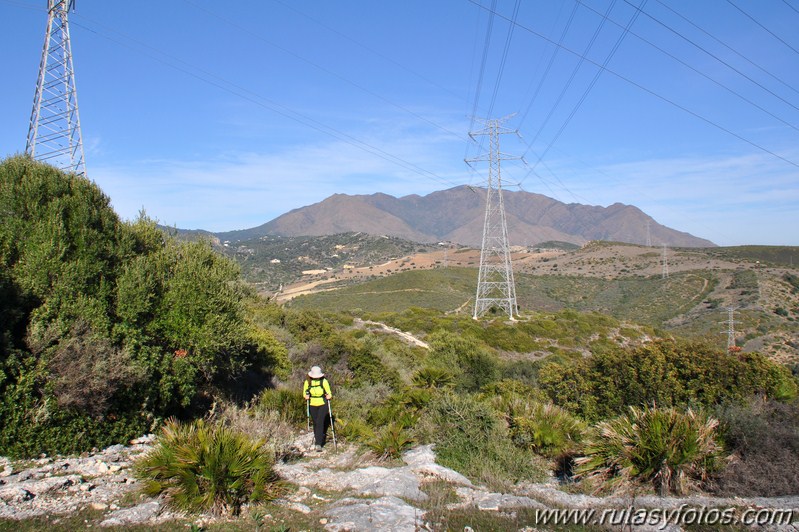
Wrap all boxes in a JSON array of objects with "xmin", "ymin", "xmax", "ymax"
[{"xmin": 89, "ymin": 123, "xmax": 469, "ymax": 231}]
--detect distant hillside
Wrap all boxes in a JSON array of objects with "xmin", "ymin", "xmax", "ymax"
[
  {"xmin": 286, "ymin": 243, "xmax": 799, "ymax": 363},
  {"xmin": 215, "ymin": 186, "xmax": 715, "ymax": 248},
  {"xmin": 212, "ymin": 232, "xmax": 433, "ymax": 292}
]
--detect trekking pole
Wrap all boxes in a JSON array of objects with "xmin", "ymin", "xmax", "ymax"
[
  {"xmin": 306, "ymin": 399, "xmax": 310, "ymax": 431},
  {"xmin": 327, "ymin": 399, "xmax": 338, "ymax": 453}
]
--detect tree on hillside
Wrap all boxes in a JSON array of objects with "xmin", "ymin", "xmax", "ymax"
[{"xmin": 0, "ymin": 157, "xmax": 287, "ymax": 457}]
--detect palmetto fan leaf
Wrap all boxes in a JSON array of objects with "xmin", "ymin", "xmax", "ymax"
[
  {"xmin": 134, "ymin": 418, "xmax": 280, "ymax": 515},
  {"xmin": 575, "ymin": 406, "xmax": 721, "ymax": 495}
]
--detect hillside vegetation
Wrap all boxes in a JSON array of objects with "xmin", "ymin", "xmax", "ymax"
[
  {"xmin": 213, "ymin": 232, "xmax": 431, "ymax": 293},
  {"xmin": 287, "ymin": 264, "xmax": 799, "ymax": 361},
  {"xmin": 0, "ymin": 157, "xmax": 288, "ymax": 457},
  {"xmin": 2, "ymin": 157, "xmax": 799, "ymax": 523}
]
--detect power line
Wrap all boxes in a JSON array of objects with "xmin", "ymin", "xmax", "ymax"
[
  {"xmin": 520, "ymin": 0, "xmax": 644, "ymax": 188},
  {"xmin": 652, "ymin": 0, "xmax": 799, "ymax": 100},
  {"xmin": 612, "ymin": 0, "xmax": 799, "ymax": 126},
  {"xmin": 485, "ymin": 0, "xmax": 521, "ymax": 120},
  {"xmin": 67, "ymin": 17, "xmax": 461, "ymax": 190},
  {"xmin": 467, "ymin": 0, "xmax": 497, "ymax": 139},
  {"xmin": 782, "ymin": 0, "xmax": 799, "ymax": 16},
  {"xmin": 182, "ymin": 0, "xmax": 468, "ymax": 144},
  {"xmin": 517, "ymin": 2, "xmax": 580, "ymax": 128},
  {"xmin": 522, "ymin": 0, "xmax": 621, "ymax": 160},
  {"xmin": 725, "ymin": 0, "xmax": 799, "ymax": 57},
  {"xmin": 466, "ymin": 0, "xmax": 799, "ymax": 170}
]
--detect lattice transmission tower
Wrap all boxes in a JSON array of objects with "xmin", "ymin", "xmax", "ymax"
[
  {"xmin": 720, "ymin": 306, "xmax": 739, "ymax": 350},
  {"xmin": 467, "ymin": 116, "xmax": 520, "ymax": 320},
  {"xmin": 26, "ymin": 0, "xmax": 86, "ymax": 177}
]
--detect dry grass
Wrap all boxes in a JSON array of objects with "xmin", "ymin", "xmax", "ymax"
[{"xmin": 211, "ymin": 401, "xmax": 297, "ymax": 460}]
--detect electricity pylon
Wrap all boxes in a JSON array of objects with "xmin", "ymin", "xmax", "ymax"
[
  {"xmin": 720, "ymin": 306, "xmax": 739, "ymax": 350},
  {"xmin": 661, "ymin": 243, "xmax": 669, "ymax": 279},
  {"xmin": 26, "ymin": 0, "xmax": 87, "ymax": 177},
  {"xmin": 467, "ymin": 116, "xmax": 520, "ymax": 320}
]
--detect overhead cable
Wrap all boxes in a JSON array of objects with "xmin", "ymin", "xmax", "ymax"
[
  {"xmin": 466, "ymin": 0, "xmax": 799, "ymax": 169},
  {"xmin": 68, "ymin": 17, "xmax": 460, "ymax": 189}
]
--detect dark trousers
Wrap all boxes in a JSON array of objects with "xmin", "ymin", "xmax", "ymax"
[{"xmin": 309, "ymin": 403, "xmax": 329, "ymax": 446}]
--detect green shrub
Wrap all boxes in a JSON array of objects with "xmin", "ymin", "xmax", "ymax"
[
  {"xmin": 420, "ymin": 393, "xmax": 547, "ymax": 490},
  {"xmin": 348, "ymin": 348, "xmax": 402, "ymax": 389},
  {"xmin": 283, "ymin": 309, "xmax": 335, "ymax": 344},
  {"xmin": 427, "ymin": 330, "xmax": 499, "ymax": 392},
  {"xmin": 367, "ymin": 422, "xmax": 415, "ymax": 460},
  {"xmin": 539, "ymin": 339, "xmax": 797, "ymax": 420},
  {"xmin": 509, "ymin": 402, "xmax": 585, "ymax": 458},
  {"xmin": 135, "ymin": 419, "xmax": 280, "ymax": 516},
  {"xmin": 255, "ymin": 388, "xmax": 307, "ymax": 426},
  {"xmin": 333, "ymin": 416, "xmax": 374, "ymax": 442},
  {"xmin": 0, "ymin": 158, "xmax": 290, "ymax": 456},
  {"xmin": 412, "ymin": 366, "xmax": 455, "ymax": 389},
  {"xmin": 576, "ymin": 406, "xmax": 722, "ymax": 495},
  {"xmin": 711, "ymin": 399, "xmax": 799, "ymax": 497}
]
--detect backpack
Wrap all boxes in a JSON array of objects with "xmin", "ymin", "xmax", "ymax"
[{"xmin": 307, "ymin": 378, "xmax": 328, "ymax": 399}]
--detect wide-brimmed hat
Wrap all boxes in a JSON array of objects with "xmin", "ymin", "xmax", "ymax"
[{"xmin": 308, "ymin": 366, "xmax": 324, "ymax": 379}]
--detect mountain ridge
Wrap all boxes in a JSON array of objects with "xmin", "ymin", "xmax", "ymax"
[{"xmin": 215, "ymin": 186, "xmax": 715, "ymax": 247}]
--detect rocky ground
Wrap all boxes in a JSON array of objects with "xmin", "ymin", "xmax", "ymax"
[{"xmin": 1, "ymin": 434, "xmax": 798, "ymax": 531}]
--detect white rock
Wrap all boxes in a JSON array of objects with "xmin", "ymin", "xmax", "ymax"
[
  {"xmin": 276, "ymin": 500, "xmax": 312, "ymax": 514},
  {"xmin": 288, "ymin": 486, "xmax": 312, "ymax": 502},
  {"xmin": 324, "ymin": 496, "xmax": 426, "ymax": 532},
  {"xmin": 100, "ymin": 501, "xmax": 160, "ymax": 527},
  {"xmin": 0, "ymin": 487, "xmax": 33, "ymax": 503},
  {"xmin": 129, "ymin": 434, "xmax": 156, "ymax": 445}
]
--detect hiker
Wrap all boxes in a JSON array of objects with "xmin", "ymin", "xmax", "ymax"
[{"xmin": 303, "ymin": 365, "xmax": 333, "ymax": 451}]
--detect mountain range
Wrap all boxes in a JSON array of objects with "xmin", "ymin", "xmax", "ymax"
[{"xmin": 215, "ymin": 186, "xmax": 715, "ymax": 248}]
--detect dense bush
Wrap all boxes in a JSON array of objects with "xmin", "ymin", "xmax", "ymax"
[
  {"xmin": 256, "ymin": 388, "xmax": 307, "ymax": 427},
  {"xmin": 711, "ymin": 399, "xmax": 799, "ymax": 496},
  {"xmin": 135, "ymin": 419, "xmax": 280, "ymax": 515},
  {"xmin": 426, "ymin": 330, "xmax": 499, "ymax": 392},
  {"xmin": 419, "ymin": 393, "xmax": 547, "ymax": 490},
  {"xmin": 0, "ymin": 157, "xmax": 286, "ymax": 456},
  {"xmin": 576, "ymin": 406, "xmax": 721, "ymax": 495},
  {"xmin": 538, "ymin": 339, "xmax": 797, "ymax": 420}
]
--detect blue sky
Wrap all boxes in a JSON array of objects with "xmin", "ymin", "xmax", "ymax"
[{"xmin": 2, "ymin": 0, "xmax": 798, "ymax": 245}]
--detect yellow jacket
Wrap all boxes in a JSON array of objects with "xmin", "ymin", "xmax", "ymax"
[{"xmin": 303, "ymin": 377, "xmax": 332, "ymax": 407}]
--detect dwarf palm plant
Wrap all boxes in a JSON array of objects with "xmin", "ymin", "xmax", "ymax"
[
  {"xmin": 134, "ymin": 418, "xmax": 280, "ymax": 515},
  {"xmin": 509, "ymin": 402, "xmax": 585, "ymax": 458},
  {"xmin": 575, "ymin": 406, "xmax": 721, "ymax": 495},
  {"xmin": 412, "ymin": 366, "xmax": 455, "ymax": 390},
  {"xmin": 368, "ymin": 422, "xmax": 416, "ymax": 460}
]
